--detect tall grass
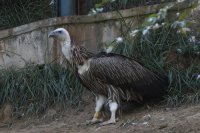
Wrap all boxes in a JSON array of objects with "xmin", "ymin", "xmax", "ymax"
[
  {"xmin": 0, "ymin": 64, "xmax": 84, "ymax": 116},
  {"xmin": 88, "ymin": 0, "xmax": 176, "ymax": 14},
  {"xmin": 0, "ymin": 0, "xmax": 51, "ymax": 29},
  {"xmin": 109, "ymin": 2, "xmax": 200, "ymax": 106}
]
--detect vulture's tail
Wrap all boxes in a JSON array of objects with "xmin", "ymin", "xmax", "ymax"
[{"xmin": 136, "ymin": 72, "xmax": 169, "ymax": 100}]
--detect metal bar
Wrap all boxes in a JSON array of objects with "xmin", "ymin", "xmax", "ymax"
[{"xmin": 59, "ymin": 0, "xmax": 77, "ymax": 16}]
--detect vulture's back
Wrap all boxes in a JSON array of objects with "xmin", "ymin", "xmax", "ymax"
[{"xmin": 90, "ymin": 52, "xmax": 168, "ymax": 100}]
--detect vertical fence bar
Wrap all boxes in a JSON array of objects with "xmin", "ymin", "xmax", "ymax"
[{"xmin": 59, "ymin": 0, "xmax": 77, "ymax": 16}]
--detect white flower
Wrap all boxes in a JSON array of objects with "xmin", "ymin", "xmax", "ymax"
[
  {"xmin": 96, "ymin": 8, "xmax": 103, "ymax": 12},
  {"xmin": 177, "ymin": 30, "xmax": 181, "ymax": 34},
  {"xmin": 106, "ymin": 46, "xmax": 113, "ymax": 53},
  {"xmin": 130, "ymin": 29, "xmax": 139, "ymax": 37},
  {"xmin": 172, "ymin": 21, "xmax": 185, "ymax": 28},
  {"xmin": 177, "ymin": 0, "xmax": 185, "ymax": 3},
  {"xmin": 166, "ymin": 4, "xmax": 174, "ymax": 9},
  {"xmin": 197, "ymin": 75, "xmax": 200, "ymax": 80},
  {"xmin": 110, "ymin": 0, "xmax": 116, "ymax": 2},
  {"xmin": 159, "ymin": 8, "xmax": 167, "ymax": 13},
  {"xmin": 148, "ymin": 18, "xmax": 153, "ymax": 22},
  {"xmin": 143, "ymin": 29, "xmax": 149, "ymax": 35},
  {"xmin": 147, "ymin": 17, "xmax": 157, "ymax": 24},
  {"xmin": 176, "ymin": 12, "xmax": 180, "ymax": 17},
  {"xmin": 142, "ymin": 26, "xmax": 151, "ymax": 35},
  {"xmin": 176, "ymin": 48, "xmax": 182, "ymax": 54},
  {"xmin": 131, "ymin": 29, "xmax": 139, "ymax": 34},
  {"xmin": 115, "ymin": 37, "xmax": 123, "ymax": 44},
  {"xmin": 152, "ymin": 23, "xmax": 161, "ymax": 30},
  {"xmin": 157, "ymin": 4, "xmax": 173, "ymax": 20},
  {"xmin": 189, "ymin": 36, "xmax": 196, "ymax": 43},
  {"xmin": 158, "ymin": 8, "xmax": 167, "ymax": 20},
  {"xmin": 180, "ymin": 27, "xmax": 191, "ymax": 34},
  {"xmin": 162, "ymin": 22, "xmax": 165, "ymax": 26},
  {"xmin": 88, "ymin": 8, "xmax": 97, "ymax": 16},
  {"xmin": 49, "ymin": 0, "xmax": 54, "ymax": 5},
  {"xmin": 92, "ymin": 8, "xmax": 97, "ymax": 13}
]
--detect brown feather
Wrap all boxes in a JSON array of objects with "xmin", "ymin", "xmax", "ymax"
[{"xmin": 69, "ymin": 46, "xmax": 168, "ymax": 108}]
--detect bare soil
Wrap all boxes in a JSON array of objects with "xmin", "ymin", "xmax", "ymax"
[{"xmin": 0, "ymin": 93, "xmax": 200, "ymax": 133}]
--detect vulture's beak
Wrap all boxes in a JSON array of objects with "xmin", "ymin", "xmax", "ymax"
[{"xmin": 48, "ymin": 31, "xmax": 56, "ymax": 38}]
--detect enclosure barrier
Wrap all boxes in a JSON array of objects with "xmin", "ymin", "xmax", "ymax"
[{"xmin": 0, "ymin": 1, "xmax": 195, "ymax": 68}]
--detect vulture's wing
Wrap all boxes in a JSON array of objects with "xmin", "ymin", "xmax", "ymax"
[{"xmin": 90, "ymin": 53, "xmax": 168, "ymax": 99}]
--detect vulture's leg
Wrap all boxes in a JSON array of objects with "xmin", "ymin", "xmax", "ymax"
[
  {"xmin": 100, "ymin": 101, "xmax": 118, "ymax": 126},
  {"xmin": 87, "ymin": 95, "xmax": 106, "ymax": 124}
]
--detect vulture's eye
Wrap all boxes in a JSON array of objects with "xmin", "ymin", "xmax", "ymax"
[{"xmin": 58, "ymin": 31, "xmax": 62, "ymax": 34}]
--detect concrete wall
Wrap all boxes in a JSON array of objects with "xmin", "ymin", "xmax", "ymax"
[{"xmin": 0, "ymin": 1, "xmax": 195, "ymax": 68}]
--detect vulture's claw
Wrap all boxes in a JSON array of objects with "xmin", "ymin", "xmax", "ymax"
[
  {"xmin": 86, "ymin": 118, "xmax": 103, "ymax": 125},
  {"xmin": 99, "ymin": 119, "xmax": 116, "ymax": 126}
]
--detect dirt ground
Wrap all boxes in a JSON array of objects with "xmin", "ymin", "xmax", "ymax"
[{"xmin": 0, "ymin": 92, "xmax": 200, "ymax": 133}]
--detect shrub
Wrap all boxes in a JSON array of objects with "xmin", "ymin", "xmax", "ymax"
[
  {"xmin": 104, "ymin": 1, "xmax": 200, "ymax": 106},
  {"xmin": 88, "ymin": 0, "xmax": 176, "ymax": 15},
  {"xmin": 0, "ymin": 64, "xmax": 84, "ymax": 116},
  {"xmin": 0, "ymin": 0, "xmax": 51, "ymax": 29}
]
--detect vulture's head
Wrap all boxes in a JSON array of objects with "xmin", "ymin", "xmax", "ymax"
[
  {"xmin": 49, "ymin": 28, "xmax": 72, "ymax": 60},
  {"xmin": 48, "ymin": 28, "xmax": 71, "ymax": 44}
]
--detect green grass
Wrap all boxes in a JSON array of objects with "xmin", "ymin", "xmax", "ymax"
[
  {"xmin": 0, "ymin": 64, "xmax": 84, "ymax": 116},
  {"xmin": 0, "ymin": 0, "xmax": 176, "ymax": 28},
  {"xmin": 0, "ymin": 0, "xmax": 51, "ymax": 29},
  {"xmin": 167, "ymin": 66, "xmax": 200, "ymax": 106},
  {"xmin": 104, "ymin": 1, "xmax": 200, "ymax": 106},
  {"xmin": 113, "ymin": 19, "xmax": 200, "ymax": 107},
  {"xmin": 88, "ymin": 0, "xmax": 175, "ymax": 12}
]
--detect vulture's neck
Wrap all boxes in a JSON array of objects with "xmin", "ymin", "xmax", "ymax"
[{"xmin": 62, "ymin": 42, "xmax": 93, "ymax": 68}]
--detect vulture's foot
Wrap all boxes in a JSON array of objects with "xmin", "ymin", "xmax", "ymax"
[
  {"xmin": 99, "ymin": 119, "xmax": 116, "ymax": 126},
  {"xmin": 86, "ymin": 118, "xmax": 103, "ymax": 125},
  {"xmin": 99, "ymin": 101, "xmax": 118, "ymax": 126},
  {"xmin": 86, "ymin": 111, "xmax": 103, "ymax": 125}
]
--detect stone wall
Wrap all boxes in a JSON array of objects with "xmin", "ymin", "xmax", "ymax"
[{"xmin": 0, "ymin": 1, "xmax": 195, "ymax": 68}]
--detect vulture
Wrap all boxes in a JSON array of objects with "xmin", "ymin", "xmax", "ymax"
[{"xmin": 48, "ymin": 28, "xmax": 168, "ymax": 126}]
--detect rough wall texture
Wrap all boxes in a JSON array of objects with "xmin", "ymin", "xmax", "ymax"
[
  {"xmin": 0, "ymin": 1, "xmax": 194, "ymax": 68},
  {"xmin": 0, "ymin": 29, "xmax": 48, "ymax": 67}
]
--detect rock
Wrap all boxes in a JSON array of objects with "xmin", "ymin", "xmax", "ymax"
[
  {"xmin": 165, "ymin": 108, "xmax": 171, "ymax": 111},
  {"xmin": 186, "ymin": 113, "xmax": 200, "ymax": 131},
  {"xmin": 131, "ymin": 122, "xmax": 137, "ymax": 125},
  {"xmin": 0, "ymin": 103, "xmax": 13, "ymax": 127},
  {"xmin": 159, "ymin": 117, "xmax": 166, "ymax": 121},
  {"xmin": 158, "ymin": 123, "xmax": 168, "ymax": 129},
  {"xmin": 43, "ymin": 109, "xmax": 57, "ymax": 121},
  {"xmin": 141, "ymin": 121, "xmax": 150, "ymax": 127},
  {"xmin": 186, "ymin": 113, "xmax": 200, "ymax": 122},
  {"xmin": 142, "ymin": 114, "xmax": 151, "ymax": 121},
  {"xmin": 187, "ymin": 113, "xmax": 200, "ymax": 119},
  {"xmin": 46, "ymin": 109, "xmax": 57, "ymax": 117}
]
